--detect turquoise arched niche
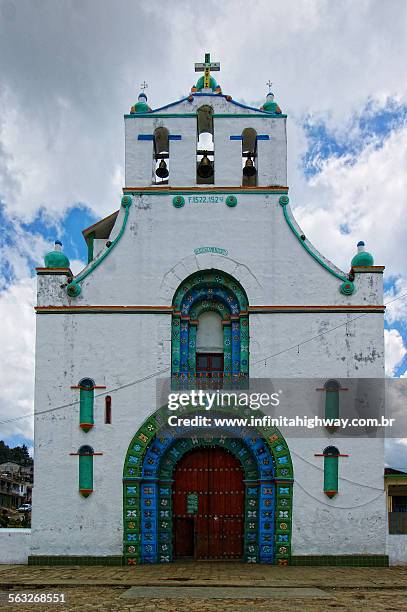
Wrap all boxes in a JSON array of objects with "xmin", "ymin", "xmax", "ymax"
[
  {"xmin": 171, "ymin": 270, "xmax": 249, "ymax": 380},
  {"xmin": 323, "ymin": 446, "xmax": 339, "ymax": 498},
  {"xmin": 78, "ymin": 378, "xmax": 95, "ymax": 432},
  {"xmin": 122, "ymin": 405, "xmax": 294, "ymax": 566},
  {"xmin": 78, "ymin": 445, "xmax": 94, "ymax": 497}
]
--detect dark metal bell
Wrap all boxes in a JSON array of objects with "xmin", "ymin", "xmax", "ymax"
[
  {"xmin": 156, "ymin": 159, "xmax": 169, "ymax": 179},
  {"xmin": 197, "ymin": 153, "xmax": 214, "ymax": 178},
  {"xmin": 243, "ymin": 156, "xmax": 257, "ymax": 177}
]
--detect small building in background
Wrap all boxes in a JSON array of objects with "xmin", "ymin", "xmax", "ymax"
[{"xmin": 385, "ymin": 468, "xmax": 407, "ymax": 566}]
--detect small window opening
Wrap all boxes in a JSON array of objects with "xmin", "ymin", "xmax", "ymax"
[
  {"xmin": 79, "ymin": 378, "xmax": 95, "ymax": 389},
  {"xmin": 105, "ymin": 396, "xmax": 112, "ymax": 424},
  {"xmin": 197, "ymin": 106, "xmax": 214, "ymax": 184},
  {"xmin": 154, "ymin": 127, "xmax": 170, "ymax": 184},
  {"xmin": 242, "ymin": 128, "xmax": 257, "ymax": 186}
]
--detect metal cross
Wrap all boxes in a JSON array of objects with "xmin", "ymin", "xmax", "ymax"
[
  {"xmin": 140, "ymin": 81, "xmax": 148, "ymax": 91},
  {"xmin": 266, "ymin": 80, "xmax": 273, "ymax": 92},
  {"xmin": 194, "ymin": 52, "xmax": 220, "ymax": 89}
]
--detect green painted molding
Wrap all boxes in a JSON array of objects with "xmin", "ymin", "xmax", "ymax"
[
  {"xmin": 213, "ymin": 113, "xmax": 287, "ymax": 119},
  {"xmin": 124, "ymin": 189, "xmax": 289, "ymax": 196},
  {"xmin": 290, "ymin": 555, "xmax": 389, "ymax": 567},
  {"xmin": 28, "ymin": 556, "xmax": 123, "ymax": 566},
  {"xmin": 279, "ymin": 196, "xmax": 351, "ymax": 287},
  {"xmin": 66, "ymin": 196, "xmax": 132, "ymax": 297},
  {"xmin": 124, "ymin": 113, "xmax": 287, "ymax": 119},
  {"xmin": 125, "ymin": 113, "xmax": 196, "ymax": 119}
]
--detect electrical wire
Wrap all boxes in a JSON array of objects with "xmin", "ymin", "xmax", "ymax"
[
  {"xmin": 294, "ymin": 479, "xmax": 384, "ymax": 509},
  {"xmin": 1, "ymin": 290, "xmax": 406, "ymax": 426},
  {"xmin": 290, "ymin": 449, "xmax": 384, "ymax": 491},
  {"xmin": 253, "ymin": 291, "xmax": 407, "ymax": 366}
]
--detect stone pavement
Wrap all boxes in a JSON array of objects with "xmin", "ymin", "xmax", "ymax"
[{"xmin": 0, "ymin": 563, "xmax": 406, "ymax": 611}]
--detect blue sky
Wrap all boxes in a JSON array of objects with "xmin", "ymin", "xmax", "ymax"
[
  {"xmin": 0, "ymin": 203, "xmax": 96, "ymax": 289},
  {"xmin": 0, "ymin": 0, "xmax": 407, "ymax": 467},
  {"xmin": 302, "ymin": 99, "xmax": 407, "ymax": 177}
]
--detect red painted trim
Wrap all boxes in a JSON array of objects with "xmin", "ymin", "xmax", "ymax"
[
  {"xmin": 316, "ymin": 388, "xmax": 349, "ymax": 391},
  {"xmin": 324, "ymin": 490, "xmax": 337, "ymax": 498},
  {"xmin": 69, "ymin": 452, "xmax": 103, "ymax": 456},
  {"xmin": 71, "ymin": 385, "xmax": 107, "ymax": 390},
  {"xmin": 35, "ymin": 304, "xmax": 385, "ymax": 314},
  {"xmin": 79, "ymin": 489, "xmax": 93, "ymax": 497},
  {"xmin": 314, "ymin": 454, "xmax": 349, "ymax": 457},
  {"xmin": 36, "ymin": 305, "xmax": 174, "ymax": 313},
  {"xmin": 36, "ymin": 267, "xmax": 71, "ymax": 271},
  {"xmin": 352, "ymin": 266, "xmax": 385, "ymax": 272},
  {"xmin": 79, "ymin": 423, "xmax": 94, "ymax": 431},
  {"xmin": 123, "ymin": 186, "xmax": 289, "ymax": 193},
  {"xmin": 249, "ymin": 305, "xmax": 385, "ymax": 312}
]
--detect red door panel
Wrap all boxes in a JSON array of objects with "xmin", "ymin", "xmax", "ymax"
[{"xmin": 173, "ymin": 447, "xmax": 244, "ymax": 559}]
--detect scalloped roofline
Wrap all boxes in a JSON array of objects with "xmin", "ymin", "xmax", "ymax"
[{"xmin": 125, "ymin": 92, "xmax": 286, "ymax": 117}]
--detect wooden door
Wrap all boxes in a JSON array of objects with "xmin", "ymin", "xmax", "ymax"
[
  {"xmin": 196, "ymin": 353, "xmax": 224, "ymax": 375},
  {"xmin": 173, "ymin": 447, "xmax": 244, "ymax": 559}
]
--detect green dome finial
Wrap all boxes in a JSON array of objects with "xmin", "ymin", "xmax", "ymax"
[
  {"xmin": 130, "ymin": 92, "xmax": 151, "ymax": 114},
  {"xmin": 44, "ymin": 241, "xmax": 70, "ymax": 269},
  {"xmin": 351, "ymin": 241, "xmax": 374, "ymax": 267},
  {"xmin": 262, "ymin": 92, "xmax": 282, "ymax": 114},
  {"xmin": 195, "ymin": 74, "xmax": 219, "ymax": 92}
]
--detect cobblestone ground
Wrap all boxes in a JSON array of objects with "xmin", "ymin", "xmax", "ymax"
[{"xmin": 0, "ymin": 564, "xmax": 407, "ymax": 611}]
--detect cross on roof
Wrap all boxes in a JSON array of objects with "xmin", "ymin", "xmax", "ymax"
[
  {"xmin": 194, "ymin": 53, "xmax": 220, "ymax": 89},
  {"xmin": 266, "ymin": 80, "xmax": 273, "ymax": 92},
  {"xmin": 140, "ymin": 81, "xmax": 148, "ymax": 91}
]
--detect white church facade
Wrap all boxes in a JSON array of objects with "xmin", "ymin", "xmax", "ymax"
[{"xmin": 30, "ymin": 56, "xmax": 388, "ymax": 566}]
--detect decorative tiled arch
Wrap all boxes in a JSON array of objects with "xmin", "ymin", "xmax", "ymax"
[
  {"xmin": 171, "ymin": 270, "xmax": 249, "ymax": 378},
  {"xmin": 173, "ymin": 270, "xmax": 248, "ymax": 311},
  {"xmin": 190, "ymin": 299, "xmax": 231, "ymax": 320},
  {"xmin": 123, "ymin": 404, "xmax": 294, "ymax": 565}
]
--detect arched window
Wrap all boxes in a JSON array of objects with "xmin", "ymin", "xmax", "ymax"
[
  {"xmin": 196, "ymin": 106, "xmax": 214, "ymax": 184},
  {"xmin": 323, "ymin": 445, "xmax": 339, "ymax": 498},
  {"xmin": 324, "ymin": 379, "xmax": 340, "ymax": 422},
  {"xmin": 79, "ymin": 378, "xmax": 95, "ymax": 432},
  {"xmin": 196, "ymin": 311, "xmax": 223, "ymax": 354},
  {"xmin": 154, "ymin": 127, "xmax": 170, "ymax": 184},
  {"xmin": 105, "ymin": 396, "xmax": 112, "ymax": 424},
  {"xmin": 242, "ymin": 128, "xmax": 257, "ymax": 186},
  {"xmin": 171, "ymin": 270, "xmax": 249, "ymax": 387},
  {"xmin": 78, "ymin": 445, "xmax": 94, "ymax": 497},
  {"xmin": 195, "ymin": 311, "xmax": 224, "ymax": 385}
]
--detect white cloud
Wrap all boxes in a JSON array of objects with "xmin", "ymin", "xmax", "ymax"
[
  {"xmin": 0, "ymin": 220, "xmax": 49, "ymax": 287},
  {"xmin": 0, "ymin": 0, "xmax": 407, "ymax": 221},
  {"xmin": 384, "ymin": 328, "xmax": 407, "ymax": 376},
  {"xmin": 292, "ymin": 125, "xmax": 407, "ymax": 279},
  {"xmin": 385, "ymin": 276, "xmax": 407, "ymax": 325},
  {"xmin": 1, "ymin": 0, "xmax": 407, "ymax": 444},
  {"xmin": 0, "ymin": 276, "xmax": 36, "ymax": 441},
  {"xmin": 386, "ymin": 439, "xmax": 407, "ymax": 471}
]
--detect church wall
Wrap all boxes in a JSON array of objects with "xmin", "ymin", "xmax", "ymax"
[
  {"xmin": 0, "ymin": 529, "xmax": 31, "ymax": 564},
  {"xmin": 30, "ymin": 89, "xmax": 388, "ymax": 563},
  {"xmin": 125, "ymin": 102, "xmax": 287, "ymax": 187},
  {"xmin": 31, "ymin": 312, "xmax": 171, "ymax": 556},
  {"xmin": 39, "ymin": 193, "xmax": 382, "ymax": 309},
  {"xmin": 31, "ymin": 291, "xmax": 385, "ymax": 556},
  {"xmin": 291, "ymin": 437, "xmax": 386, "ymax": 555},
  {"xmin": 387, "ymin": 535, "xmax": 407, "ymax": 565}
]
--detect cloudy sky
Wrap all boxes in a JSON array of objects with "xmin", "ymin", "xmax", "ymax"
[{"xmin": 0, "ymin": 0, "xmax": 407, "ymax": 465}]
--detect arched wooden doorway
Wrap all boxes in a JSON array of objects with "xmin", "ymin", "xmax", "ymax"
[{"xmin": 173, "ymin": 447, "xmax": 244, "ymax": 560}]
